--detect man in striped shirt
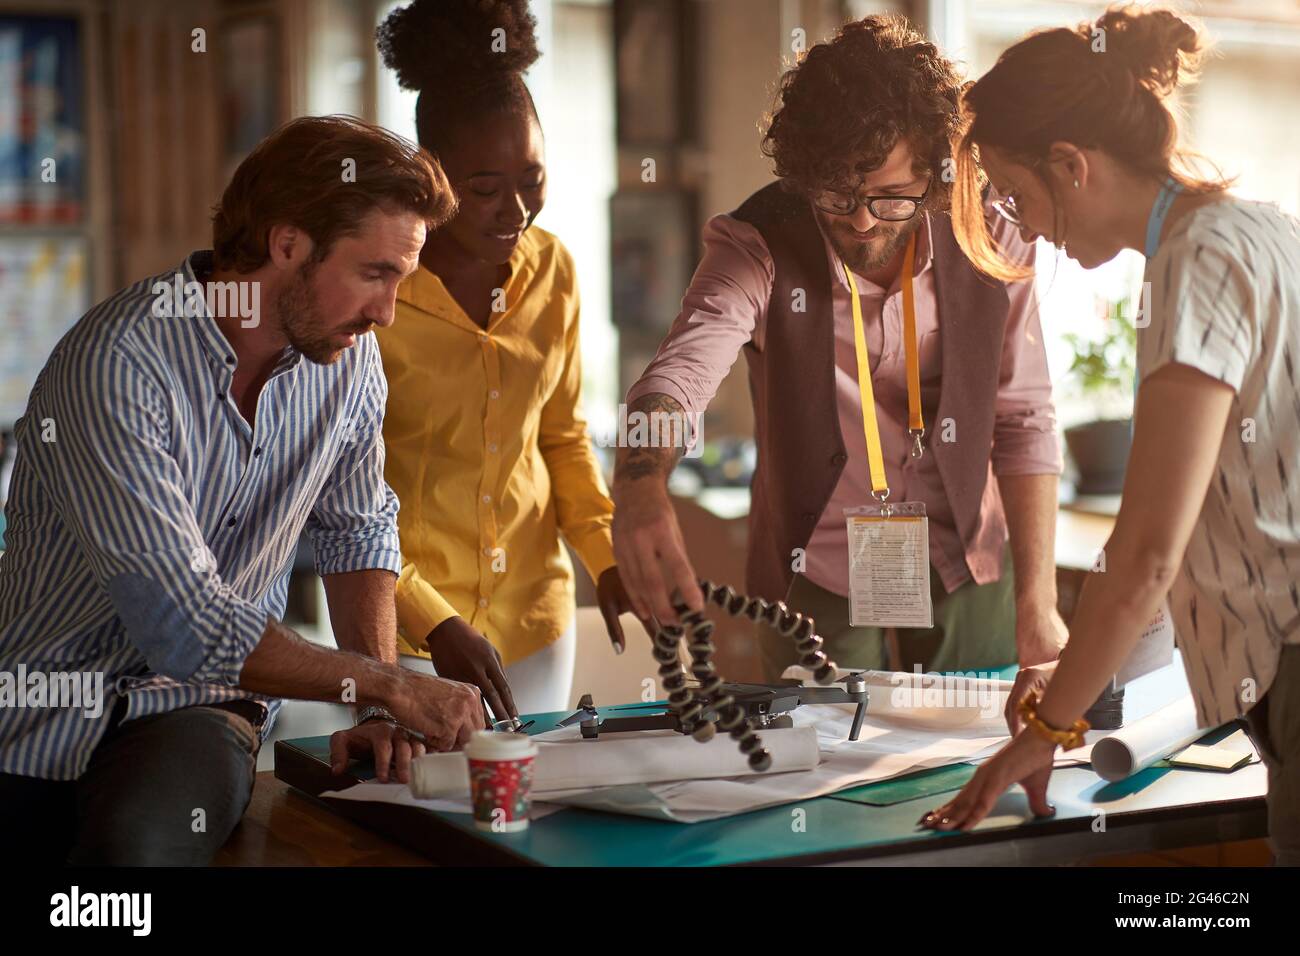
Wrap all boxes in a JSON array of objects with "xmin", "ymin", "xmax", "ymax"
[{"xmin": 0, "ymin": 116, "xmax": 484, "ymax": 864}]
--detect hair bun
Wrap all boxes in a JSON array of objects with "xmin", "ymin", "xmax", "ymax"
[
  {"xmin": 377, "ymin": 0, "xmax": 540, "ymax": 93},
  {"xmin": 1095, "ymin": 5, "xmax": 1202, "ymax": 98}
]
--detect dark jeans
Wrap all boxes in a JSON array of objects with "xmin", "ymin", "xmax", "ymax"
[
  {"xmin": 1243, "ymin": 644, "xmax": 1300, "ymax": 867},
  {"xmin": 0, "ymin": 699, "xmax": 262, "ymax": 865}
]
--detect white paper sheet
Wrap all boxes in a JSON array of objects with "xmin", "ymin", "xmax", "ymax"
[
  {"xmin": 1116, "ymin": 602, "xmax": 1176, "ymax": 687},
  {"xmin": 318, "ymin": 782, "xmax": 568, "ymax": 820},
  {"xmin": 534, "ymin": 697, "xmax": 1012, "ymax": 822}
]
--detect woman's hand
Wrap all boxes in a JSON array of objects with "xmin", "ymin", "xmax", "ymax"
[
  {"xmin": 425, "ymin": 617, "xmax": 517, "ymax": 721},
  {"xmin": 920, "ymin": 730, "xmax": 1058, "ymax": 832},
  {"xmin": 1005, "ymin": 660, "xmax": 1059, "ymax": 733},
  {"xmin": 596, "ymin": 566, "xmax": 654, "ymax": 654}
]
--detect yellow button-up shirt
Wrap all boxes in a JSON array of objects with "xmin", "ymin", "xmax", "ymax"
[{"xmin": 376, "ymin": 226, "xmax": 616, "ymax": 665}]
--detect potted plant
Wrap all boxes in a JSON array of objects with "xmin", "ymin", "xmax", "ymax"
[{"xmin": 1061, "ymin": 294, "xmax": 1137, "ymax": 495}]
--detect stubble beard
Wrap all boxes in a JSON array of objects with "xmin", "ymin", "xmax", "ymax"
[
  {"xmin": 828, "ymin": 215, "xmax": 923, "ymax": 277},
  {"xmin": 275, "ymin": 259, "xmax": 347, "ymax": 366}
]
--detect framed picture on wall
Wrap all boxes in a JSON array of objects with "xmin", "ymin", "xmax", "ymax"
[
  {"xmin": 0, "ymin": 14, "xmax": 85, "ymax": 224},
  {"xmin": 614, "ymin": 0, "xmax": 693, "ymax": 146}
]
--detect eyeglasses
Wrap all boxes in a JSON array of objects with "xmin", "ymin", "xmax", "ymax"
[{"xmin": 810, "ymin": 176, "xmax": 932, "ymax": 219}]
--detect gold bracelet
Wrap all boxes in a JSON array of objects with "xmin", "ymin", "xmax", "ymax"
[{"xmin": 1017, "ymin": 690, "xmax": 1090, "ymax": 751}]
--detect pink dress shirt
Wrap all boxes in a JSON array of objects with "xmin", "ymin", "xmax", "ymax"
[{"xmin": 627, "ymin": 206, "xmax": 1062, "ymax": 598}]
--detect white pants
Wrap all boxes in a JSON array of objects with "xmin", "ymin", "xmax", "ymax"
[{"xmin": 398, "ymin": 620, "xmax": 576, "ymax": 717}]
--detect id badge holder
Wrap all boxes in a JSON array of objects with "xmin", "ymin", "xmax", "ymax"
[{"xmin": 843, "ymin": 500, "xmax": 934, "ymax": 628}]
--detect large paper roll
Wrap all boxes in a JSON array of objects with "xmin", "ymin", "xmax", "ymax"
[
  {"xmin": 859, "ymin": 670, "xmax": 1011, "ymax": 731},
  {"xmin": 784, "ymin": 666, "xmax": 1012, "ymax": 732},
  {"xmin": 1090, "ymin": 696, "xmax": 1205, "ymax": 782},
  {"xmin": 409, "ymin": 726, "xmax": 820, "ymax": 800}
]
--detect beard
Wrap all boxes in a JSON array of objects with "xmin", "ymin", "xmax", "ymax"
[
  {"xmin": 823, "ymin": 213, "xmax": 923, "ymax": 278},
  {"xmin": 274, "ymin": 259, "xmax": 372, "ymax": 366}
]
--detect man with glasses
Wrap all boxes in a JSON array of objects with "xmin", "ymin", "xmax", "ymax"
[{"xmin": 612, "ymin": 15, "xmax": 1065, "ymax": 680}]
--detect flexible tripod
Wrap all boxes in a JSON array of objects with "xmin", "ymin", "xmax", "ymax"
[{"xmin": 651, "ymin": 580, "xmax": 840, "ymax": 771}]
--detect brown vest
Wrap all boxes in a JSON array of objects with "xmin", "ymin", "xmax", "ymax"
[{"xmin": 730, "ymin": 182, "xmax": 1011, "ymax": 602}]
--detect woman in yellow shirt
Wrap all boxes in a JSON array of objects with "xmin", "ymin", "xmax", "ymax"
[{"xmin": 375, "ymin": 0, "xmax": 641, "ymax": 717}]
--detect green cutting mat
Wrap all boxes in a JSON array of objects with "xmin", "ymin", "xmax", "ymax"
[{"xmin": 829, "ymin": 763, "xmax": 979, "ymax": 806}]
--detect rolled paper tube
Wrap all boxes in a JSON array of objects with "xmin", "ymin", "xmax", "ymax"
[
  {"xmin": 408, "ymin": 726, "xmax": 821, "ymax": 799},
  {"xmin": 783, "ymin": 665, "xmax": 1012, "ymax": 728},
  {"xmin": 1090, "ymin": 696, "xmax": 1205, "ymax": 782}
]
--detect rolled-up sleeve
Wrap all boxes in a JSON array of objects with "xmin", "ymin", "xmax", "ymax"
[
  {"xmin": 31, "ymin": 344, "xmax": 268, "ymax": 685},
  {"xmin": 988, "ymin": 213, "xmax": 1064, "ymax": 477},
  {"xmin": 306, "ymin": 340, "xmax": 403, "ymax": 577},
  {"xmin": 625, "ymin": 214, "xmax": 772, "ymax": 417}
]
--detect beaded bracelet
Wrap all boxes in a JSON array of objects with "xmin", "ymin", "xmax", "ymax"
[{"xmin": 1017, "ymin": 690, "xmax": 1090, "ymax": 750}]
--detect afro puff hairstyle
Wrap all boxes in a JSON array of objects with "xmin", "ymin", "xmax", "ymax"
[{"xmin": 377, "ymin": 0, "xmax": 541, "ymax": 153}]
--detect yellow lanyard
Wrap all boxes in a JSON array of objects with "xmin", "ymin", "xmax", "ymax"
[{"xmin": 843, "ymin": 232, "xmax": 924, "ymax": 502}]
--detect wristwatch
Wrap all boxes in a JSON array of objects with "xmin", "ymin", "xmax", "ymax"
[{"xmin": 355, "ymin": 704, "xmax": 397, "ymax": 727}]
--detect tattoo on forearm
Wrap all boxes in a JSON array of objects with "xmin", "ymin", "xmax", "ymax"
[{"xmin": 616, "ymin": 392, "xmax": 688, "ymax": 483}]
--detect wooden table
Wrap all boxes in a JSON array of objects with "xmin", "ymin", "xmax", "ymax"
[{"xmin": 214, "ymin": 771, "xmax": 428, "ymax": 866}]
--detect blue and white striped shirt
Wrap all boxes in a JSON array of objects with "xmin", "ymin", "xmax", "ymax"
[{"xmin": 0, "ymin": 250, "xmax": 401, "ymax": 779}]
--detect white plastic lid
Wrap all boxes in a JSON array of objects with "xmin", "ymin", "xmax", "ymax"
[{"xmin": 463, "ymin": 729, "xmax": 538, "ymax": 761}]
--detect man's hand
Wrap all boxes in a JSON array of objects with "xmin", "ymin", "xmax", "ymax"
[
  {"xmin": 611, "ymin": 479, "xmax": 702, "ymax": 624},
  {"xmin": 1015, "ymin": 601, "xmax": 1068, "ymax": 668},
  {"xmin": 596, "ymin": 566, "xmax": 653, "ymax": 654},
  {"xmin": 236, "ymin": 620, "xmax": 482, "ymax": 752},
  {"xmin": 425, "ymin": 616, "xmax": 518, "ymax": 722},
  {"xmin": 329, "ymin": 718, "xmax": 426, "ymax": 783},
  {"xmin": 384, "ymin": 668, "xmax": 486, "ymax": 751}
]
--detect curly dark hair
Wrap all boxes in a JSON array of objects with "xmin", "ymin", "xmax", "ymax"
[
  {"xmin": 377, "ymin": 0, "xmax": 541, "ymax": 154},
  {"xmin": 761, "ymin": 15, "xmax": 964, "ymax": 209}
]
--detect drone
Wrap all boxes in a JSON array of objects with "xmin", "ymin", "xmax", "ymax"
[
  {"xmin": 558, "ymin": 676, "xmax": 869, "ymax": 744},
  {"xmin": 556, "ymin": 579, "xmax": 866, "ymax": 772}
]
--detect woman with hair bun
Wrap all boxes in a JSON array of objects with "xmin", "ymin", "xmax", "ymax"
[
  {"xmin": 922, "ymin": 5, "xmax": 1300, "ymax": 863},
  {"xmin": 370, "ymin": 0, "xmax": 643, "ymax": 721}
]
